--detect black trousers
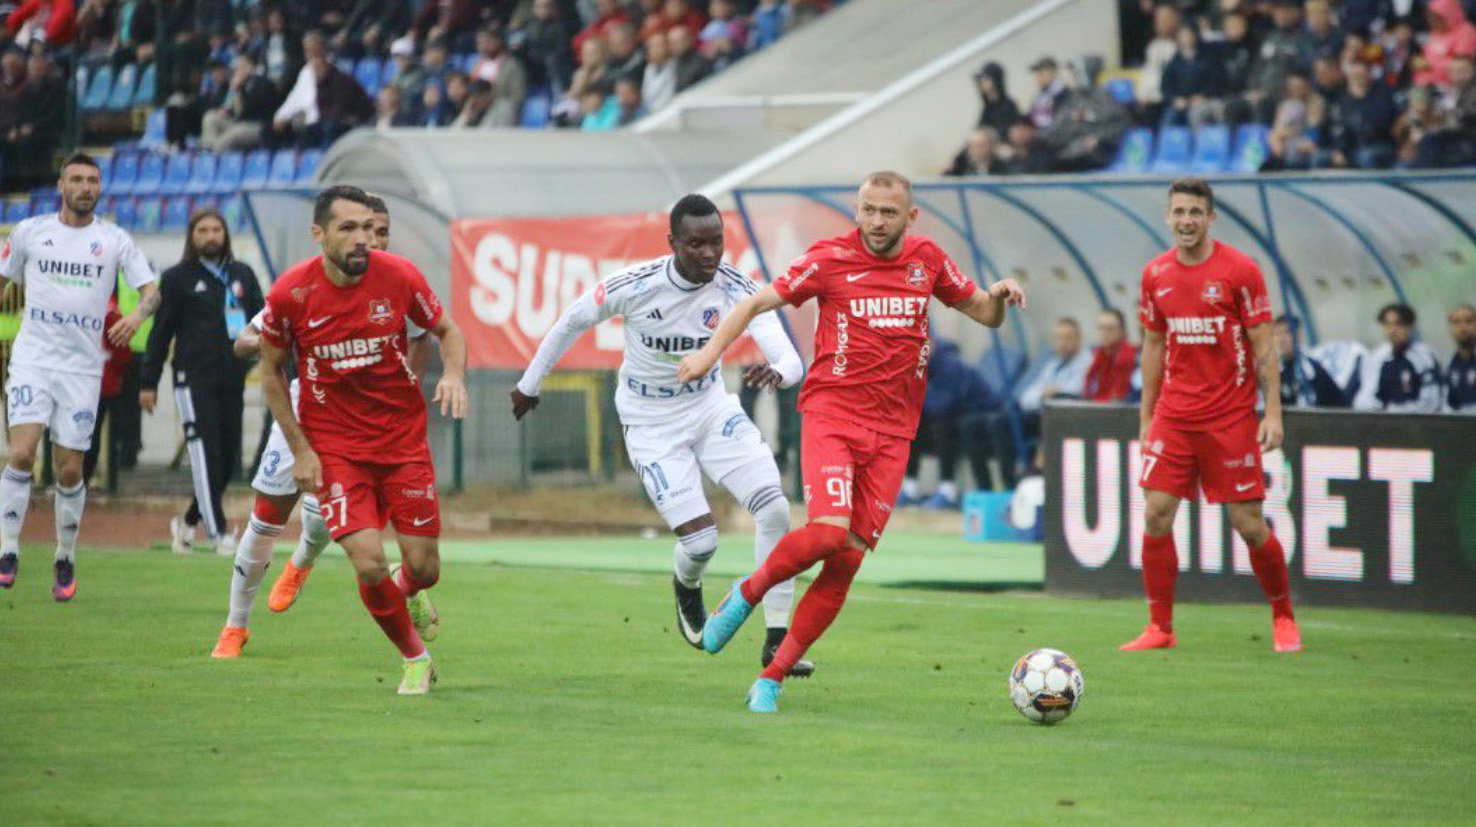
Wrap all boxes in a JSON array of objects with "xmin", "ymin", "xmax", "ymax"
[
  {"xmin": 959, "ymin": 408, "xmax": 1043, "ymax": 491},
  {"xmin": 175, "ymin": 380, "xmax": 244, "ymax": 538},
  {"xmin": 82, "ymin": 394, "xmax": 125, "ymax": 488},
  {"xmin": 906, "ymin": 413, "xmax": 963, "ymax": 484}
]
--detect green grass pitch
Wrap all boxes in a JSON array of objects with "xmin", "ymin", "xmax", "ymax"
[{"xmin": 2, "ymin": 541, "xmax": 1474, "ymax": 826}]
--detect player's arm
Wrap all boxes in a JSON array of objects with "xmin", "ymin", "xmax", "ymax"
[
  {"xmin": 427, "ymin": 314, "xmax": 467, "ymax": 419},
  {"xmin": 677, "ymin": 284, "xmax": 787, "ymax": 385},
  {"xmin": 260, "ymin": 335, "xmax": 321, "ymax": 492},
  {"xmin": 951, "ymin": 279, "xmax": 1027, "ymax": 327},
  {"xmin": 111, "ymin": 234, "xmax": 162, "ymax": 346},
  {"xmin": 1247, "ymin": 322, "xmax": 1283, "ymax": 451},
  {"xmin": 0, "ymin": 220, "xmax": 30, "ymax": 296},
  {"xmin": 743, "ymin": 307, "xmax": 804, "ymax": 390},
  {"xmin": 1138, "ymin": 327, "xmax": 1166, "ymax": 444},
  {"xmin": 511, "ymin": 285, "xmax": 606, "ymax": 419},
  {"xmin": 233, "ymin": 322, "xmax": 261, "ymax": 359},
  {"xmin": 408, "ymin": 330, "xmax": 432, "ymax": 377}
]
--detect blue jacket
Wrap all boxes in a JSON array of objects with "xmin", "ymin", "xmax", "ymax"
[
  {"xmin": 1448, "ymin": 351, "xmax": 1476, "ymax": 413},
  {"xmin": 924, "ymin": 340, "xmax": 998, "ymax": 418}
]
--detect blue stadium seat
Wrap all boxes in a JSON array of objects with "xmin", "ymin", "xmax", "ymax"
[
  {"xmin": 354, "ymin": 57, "xmax": 383, "ymax": 97},
  {"xmin": 80, "ymin": 65, "xmax": 114, "ymax": 111},
  {"xmin": 109, "ymin": 152, "xmax": 140, "ymax": 195},
  {"xmin": 1150, "ymin": 126, "xmax": 1193, "ymax": 173},
  {"xmin": 94, "ymin": 155, "xmax": 113, "ymax": 191},
  {"xmin": 220, "ymin": 194, "xmax": 247, "ymax": 231},
  {"xmin": 133, "ymin": 153, "xmax": 165, "ymax": 195},
  {"xmin": 266, "ymin": 150, "xmax": 298, "ymax": 188},
  {"xmin": 240, "ymin": 149, "xmax": 272, "ymax": 190},
  {"xmin": 4, "ymin": 201, "xmax": 29, "ymax": 223},
  {"xmin": 211, "ymin": 151, "xmax": 245, "ymax": 194},
  {"xmin": 114, "ymin": 198, "xmax": 138, "ymax": 230},
  {"xmin": 162, "ymin": 197, "xmax": 193, "ymax": 232},
  {"xmin": 140, "ymin": 108, "xmax": 168, "ymax": 150},
  {"xmin": 106, "ymin": 64, "xmax": 139, "ymax": 112},
  {"xmin": 1190, "ymin": 125, "xmax": 1231, "ymax": 173},
  {"xmin": 521, "ymin": 93, "xmax": 552, "ymax": 128},
  {"xmin": 135, "ymin": 197, "xmax": 163, "ymax": 233},
  {"xmin": 159, "ymin": 153, "xmax": 193, "ymax": 196},
  {"xmin": 97, "ymin": 195, "xmax": 117, "ymax": 220},
  {"xmin": 1106, "ymin": 77, "xmax": 1136, "ymax": 105},
  {"xmin": 193, "ymin": 195, "xmax": 219, "ymax": 213},
  {"xmin": 29, "ymin": 191, "xmax": 60, "ymax": 216},
  {"xmin": 131, "ymin": 62, "xmax": 157, "ymax": 108},
  {"xmin": 296, "ymin": 149, "xmax": 323, "ymax": 184},
  {"xmin": 1107, "ymin": 127, "xmax": 1153, "ymax": 174},
  {"xmin": 185, "ymin": 153, "xmax": 217, "ymax": 195},
  {"xmin": 1229, "ymin": 124, "xmax": 1270, "ymax": 173}
]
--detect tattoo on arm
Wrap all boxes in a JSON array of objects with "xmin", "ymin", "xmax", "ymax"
[{"xmin": 137, "ymin": 289, "xmax": 161, "ymax": 318}]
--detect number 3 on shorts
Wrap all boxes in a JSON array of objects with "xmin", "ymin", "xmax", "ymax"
[{"xmin": 826, "ymin": 476, "xmax": 852, "ymax": 510}]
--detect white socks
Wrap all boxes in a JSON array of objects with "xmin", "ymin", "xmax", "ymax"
[
  {"xmin": 673, "ymin": 525, "xmax": 719, "ymax": 588},
  {"xmin": 291, "ymin": 495, "xmax": 333, "ymax": 569},
  {"xmin": 748, "ymin": 486, "xmax": 794, "ymax": 629},
  {"xmin": 53, "ymin": 482, "xmax": 85, "ymax": 563},
  {"xmin": 0, "ymin": 466, "xmax": 32, "ymax": 557},
  {"xmin": 226, "ymin": 516, "xmax": 281, "ymax": 629}
]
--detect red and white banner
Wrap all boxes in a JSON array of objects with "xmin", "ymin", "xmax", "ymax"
[{"xmin": 451, "ymin": 212, "xmax": 768, "ymax": 369}]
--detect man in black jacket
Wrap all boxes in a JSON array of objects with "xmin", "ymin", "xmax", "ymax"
[
  {"xmin": 140, "ymin": 209, "xmax": 264, "ymax": 556},
  {"xmin": 200, "ymin": 53, "xmax": 282, "ymax": 152}
]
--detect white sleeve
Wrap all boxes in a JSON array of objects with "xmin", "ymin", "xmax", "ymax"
[
  {"xmin": 1, "ymin": 220, "xmax": 31, "ymax": 283},
  {"xmin": 274, "ymin": 66, "xmax": 317, "ymax": 123},
  {"xmin": 249, "ymin": 309, "xmax": 267, "ymax": 329},
  {"xmin": 515, "ymin": 285, "xmax": 616, "ymax": 396},
  {"xmin": 1352, "ymin": 347, "xmax": 1382, "ymax": 411},
  {"xmin": 1016, "ymin": 362, "xmax": 1050, "ymax": 412},
  {"xmin": 748, "ymin": 308, "xmax": 803, "ymax": 388},
  {"xmin": 1407, "ymin": 346, "xmax": 1444, "ymax": 414},
  {"xmin": 117, "ymin": 230, "xmax": 156, "ymax": 289}
]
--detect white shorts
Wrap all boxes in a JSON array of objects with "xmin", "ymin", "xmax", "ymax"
[
  {"xmin": 252, "ymin": 380, "xmax": 301, "ymax": 497},
  {"xmin": 5, "ymin": 364, "xmax": 102, "ymax": 451},
  {"xmin": 623, "ymin": 396, "xmax": 781, "ymax": 528}
]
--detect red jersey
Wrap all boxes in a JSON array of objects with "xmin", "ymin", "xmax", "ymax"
[
  {"xmin": 1138, "ymin": 241, "xmax": 1272, "ymax": 429},
  {"xmin": 774, "ymin": 230, "xmax": 977, "ymax": 439},
  {"xmin": 260, "ymin": 251, "xmax": 443, "ymax": 463}
]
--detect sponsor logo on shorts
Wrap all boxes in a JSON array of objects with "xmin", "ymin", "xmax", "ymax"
[
  {"xmin": 721, "ymin": 414, "xmax": 750, "ymax": 438},
  {"xmin": 875, "ymin": 499, "xmax": 893, "ymax": 514},
  {"xmin": 402, "ymin": 487, "xmax": 426, "ymax": 499},
  {"xmin": 1235, "ymin": 481, "xmax": 1257, "ymax": 492},
  {"xmin": 72, "ymin": 411, "xmax": 95, "ymax": 427},
  {"xmin": 411, "ymin": 516, "xmax": 435, "ymax": 527},
  {"xmin": 820, "ymin": 464, "xmax": 851, "ymax": 477}
]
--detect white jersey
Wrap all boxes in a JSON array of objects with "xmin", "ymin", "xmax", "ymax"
[
  {"xmin": 1, "ymin": 214, "xmax": 155, "ymax": 377},
  {"xmin": 517, "ymin": 256, "xmax": 803, "ymax": 425}
]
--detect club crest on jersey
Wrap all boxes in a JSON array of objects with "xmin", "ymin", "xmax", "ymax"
[
  {"xmin": 907, "ymin": 262, "xmax": 927, "ymax": 287},
  {"xmin": 368, "ymin": 299, "xmax": 394, "ymax": 325},
  {"xmin": 702, "ymin": 307, "xmax": 720, "ymax": 330},
  {"xmin": 89, "ymin": 241, "xmax": 103, "ymax": 257},
  {"xmin": 595, "ymin": 282, "xmax": 607, "ymax": 306},
  {"xmin": 1202, "ymin": 280, "xmax": 1225, "ymax": 305}
]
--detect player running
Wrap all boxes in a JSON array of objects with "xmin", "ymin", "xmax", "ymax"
[
  {"xmin": 257, "ymin": 185, "xmax": 467, "ymax": 694},
  {"xmin": 677, "ymin": 172, "xmax": 1026, "ymax": 712},
  {"xmin": 1120, "ymin": 178, "xmax": 1300, "ymax": 653},
  {"xmin": 210, "ymin": 194, "xmax": 428, "ymax": 657},
  {"xmin": 511, "ymin": 195, "xmax": 814, "ymax": 675},
  {"xmin": 0, "ymin": 153, "xmax": 159, "ymax": 601}
]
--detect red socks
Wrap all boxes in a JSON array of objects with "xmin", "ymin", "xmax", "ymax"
[
  {"xmin": 358, "ymin": 577, "xmax": 425, "ymax": 659},
  {"xmin": 396, "ymin": 565, "xmax": 438, "ymax": 599},
  {"xmin": 1249, "ymin": 532, "xmax": 1295, "ymax": 620},
  {"xmin": 740, "ymin": 522, "xmax": 849, "ymax": 605},
  {"xmin": 1141, "ymin": 533, "xmax": 1178, "ymax": 632},
  {"xmin": 760, "ymin": 546, "xmax": 864, "ymax": 682}
]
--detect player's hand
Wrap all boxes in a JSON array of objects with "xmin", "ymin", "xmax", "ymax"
[
  {"xmin": 108, "ymin": 312, "xmax": 143, "ymax": 347},
  {"xmin": 742, "ymin": 364, "xmax": 783, "ymax": 390},
  {"xmin": 293, "ymin": 447, "xmax": 322, "ymax": 494},
  {"xmin": 434, "ymin": 374, "xmax": 468, "ymax": 419},
  {"xmin": 988, "ymin": 279, "xmax": 1027, "ymax": 309},
  {"xmin": 139, "ymin": 389, "xmax": 157, "ymax": 414},
  {"xmin": 510, "ymin": 388, "xmax": 539, "ymax": 420},
  {"xmin": 677, "ymin": 349, "xmax": 716, "ymax": 385},
  {"xmin": 1258, "ymin": 412, "xmax": 1284, "ymax": 453}
]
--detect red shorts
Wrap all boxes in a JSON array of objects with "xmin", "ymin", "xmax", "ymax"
[
  {"xmin": 1140, "ymin": 413, "xmax": 1264, "ymax": 503},
  {"xmin": 317, "ymin": 454, "xmax": 441, "ymax": 541},
  {"xmin": 801, "ymin": 413, "xmax": 910, "ymax": 548}
]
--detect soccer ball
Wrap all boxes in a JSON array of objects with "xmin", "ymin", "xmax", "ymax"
[{"xmin": 1008, "ymin": 648, "xmax": 1084, "ymax": 724}]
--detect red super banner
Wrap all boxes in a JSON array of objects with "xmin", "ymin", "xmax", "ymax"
[{"xmin": 450, "ymin": 212, "xmax": 767, "ymax": 369}]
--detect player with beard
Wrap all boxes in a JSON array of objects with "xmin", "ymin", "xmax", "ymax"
[
  {"xmin": 677, "ymin": 171, "xmax": 1026, "ymax": 712},
  {"xmin": 0, "ymin": 153, "xmax": 159, "ymax": 600},
  {"xmin": 257, "ymin": 186, "xmax": 467, "ymax": 694}
]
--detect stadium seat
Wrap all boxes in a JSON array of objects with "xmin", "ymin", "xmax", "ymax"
[
  {"xmin": 194, "ymin": 195, "xmax": 219, "ymax": 213},
  {"xmin": 109, "ymin": 152, "xmax": 140, "ymax": 195},
  {"xmin": 97, "ymin": 195, "xmax": 117, "ymax": 220},
  {"xmin": 4, "ymin": 201, "xmax": 29, "ymax": 223},
  {"xmin": 29, "ymin": 191, "xmax": 59, "ymax": 216},
  {"xmin": 211, "ymin": 151, "xmax": 245, "ymax": 194},
  {"xmin": 159, "ymin": 153, "xmax": 193, "ymax": 196},
  {"xmin": 521, "ymin": 93, "xmax": 552, "ymax": 128},
  {"xmin": 131, "ymin": 62, "xmax": 157, "ymax": 108},
  {"xmin": 354, "ymin": 57, "xmax": 383, "ymax": 97},
  {"xmin": 162, "ymin": 197, "xmax": 193, "ymax": 231},
  {"xmin": 296, "ymin": 149, "xmax": 324, "ymax": 185},
  {"xmin": 106, "ymin": 64, "xmax": 139, "ymax": 112},
  {"xmin": 94, "ymin": 155, "xmax": 113, "ymax": 191},
  {"xmin": 334, "ymin": 57, "xmax": 355, "ymax": 77},
  {"xmin": 1229, "ymin": 124, "xmax": 1270, "ymax": 173},
  {"xmin": 135, "ymin": 197, "xmax": 163, "ymax": 233},
  {"xmin": 140, "ymin": 108, "xmax": 168, "ymax": 150},
  {"xmin": 113, "ymin": 197, "xmax": 138, "ymax": 229},
  {"xmin": 133, "ymin": 153, "xmax": 165, "ymax": 196},
  {"xmin": 266, "ymin": 150, "xmax": 298, "ymax": 188},
  {"xmin": 1105, "ymin": 77, "xmax": 1136, "ymax": 105},
  {"xmin": 80, "ymin": 65, "xmax": 114, "ymax": 111},
  {"xmin": 185, "ymin": 153, "xmax": 217, "ymax": 195},
  {"xmin": 1190, "ymin": 125, "xmax": 1231, "ymax": 173},
  {"xmin": 1150, "ymin": 126, "xmax": 1193, "ymax": 173},
  {"xmin": 219, "ymin": 194, "xmax": 246, "ymax": 231},
  {"xmin": 239, "ymin": 149, "xmax": 272, "ymax": 190},
  {"xmin": 1107, "ymin": 128, "xmax": 1153, "ymax": 174}
]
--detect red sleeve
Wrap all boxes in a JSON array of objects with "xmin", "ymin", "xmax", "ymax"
[
  {"xmin": 404, "ymin": 264, "xmax": 444, "ymax": 331},
  {"xmin": 773, "ymin": 245, "xmax": 827, "ymax": 307},
  {"xmin": 259, "ymin": 288, "xmax": 295, "ymax": 350},
  {"xmin": 47, "ymin": 0, "xmax": 77, "ymax": 44},
  {"xmin": 1138, "ymin": 265, "xmax": 1166, "ymax": 333},
  {"xmin": 4, "ymin": 0, "xmax": 39, "ymax": 35},
  {"xmin": 930, "ymin": 247, "xmax": 977, "ymax": 307},
  {"xmin": 1236, "ymin": 257, "xmax": 1273, "ymax": 328}
]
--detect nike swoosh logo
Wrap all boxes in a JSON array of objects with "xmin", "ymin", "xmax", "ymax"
[
  {"xmin": 1156, "ymin": 288, "xmax": 1173, "ymax": 297},
  {"xmin": 412, "ymin": 516, "xmax": 434, "ymax": 526},
  {"xmin": 307, "ymin": 317, "xmax": 331, "ymax": 328},
  {"xmin": 846, "ymin": 271, "xmax": 871, "ymax": 283},
  {"xmin": 1235, "ymin": 482, "xmax": 1256, "ymax": 492},
  {"xmin": 675, "ymin": 601, "xmax": 703, "ymax": 645}
]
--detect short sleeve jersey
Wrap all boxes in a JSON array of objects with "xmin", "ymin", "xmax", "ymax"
[
  {"xmin": 260, "ymin": 250, "xmax": 443, "ymax": 463},
  {"xmin": 774, "ymin": 230, "xmax": 977, "ymax": 439},
  {"xmin": 0, "ymin": 214, "xmax": 155, "ymax": 376},
  {"xmin": 1139, "ymin": 241, "xmax": 1273, "ymax": 429}
]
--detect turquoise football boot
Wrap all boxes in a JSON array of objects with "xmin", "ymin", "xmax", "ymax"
[
  {"xmin": 702, "ymin": 577, "xmax": 754, "ymax": 654},
  {"xmin": 746, "ymin": 678, "xmax": 782, "ymax": 713}
]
